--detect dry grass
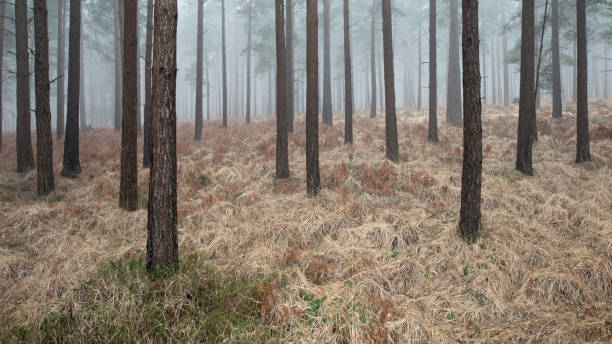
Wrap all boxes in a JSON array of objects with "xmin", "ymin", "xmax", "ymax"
[{"xmin": 1, "ymin": 100, "xmax": 612, "ymax": 343}]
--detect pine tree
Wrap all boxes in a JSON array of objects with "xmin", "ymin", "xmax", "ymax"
[
  {"xmin": 275, "ymin": 0, "xmax": 290, "ymax": 179},
  {"xmin": 381, "ymin": 0, "xmax": 399, "ymax": 162},
  {"xmin": 575, "ymin": 0, "xmax": 591, "ymax": 163},
  {"xmin": 516, "ymin": 0, "xmax": 534, "ymax": 176},
  {"xmin": 306, "ymin": 0, "xmax": 320, "ymax": 196}
]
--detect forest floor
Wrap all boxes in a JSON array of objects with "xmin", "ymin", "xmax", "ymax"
[{"xmin": 1, "ymin": 101, "xmax": 612, "ymax": 343}]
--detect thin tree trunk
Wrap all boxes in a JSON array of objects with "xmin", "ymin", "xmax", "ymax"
[
  {"xmin": 575, "ymin": 0, "xmax": 590, "ymax": 163},
  {"xmin": 286, "ymin": 0, "xmax": 293, "ymax": 131},
  {"xmin": 503, "ymin": 2, "xmax": 509, "ymax": 107},
  {"xmin": 194, "ymin": 0, "xmax": 204, "ymax": 139},
  {"xmin": 137, "ymin": 29, "xmax": 142, "ymax": 137},
  {"xmin": 275, "ymin": 0, "xmax": 289, "ymax": 179},
  {"xmin": 573, "ymin": 39, "xmax": 577, "ymax": 102},
  {"xmin": 206, "ymin": 56, "xmax": 210, "ymax": 120},
  {"xmin": 516, "ymin": 0, "xmax": 534, "ymax": 175},
  {"xmin": 447, "ymin": 0, "xmax": 461, "ymax": 125},
  {"xmin": 120, "ymin": 0, "xmax": 138, "ymax": 211},
  {"xmin": 0, "ymin": 1, "xmax": 4, "ymax": 151},
  {"xmin": 246, "ymin": 0, "xmax": 253, "ymax": 124},
  {"xmin": 222, "ymin": 0, "xmax": 227, "ymax": 128},
  {"xmin": 34, "ymin": 0, "xmax": 55, "ymax": 196},
  {"xmin": 491, "ymin": 38, "xmax": 496, "ymax": 104},
  {"xmin": 551, "ymin": 0, "xmax": 562, "ymax": 118},
  {"xmin": 16, "ymin": 0, "xmax": 35, "ymax": 172},
  {"xmin": 428, "ymin": 0, "xmax": 438, "ymax": 142},
  {"xmin": 370, "ymin": 0, "xmax": 376, "ymax": 118},
  {"xmin": 56, "ymin": 0, "xmax": 66, "ymax": 139},
  {"xmin": 143, "ymin": 0, "xmax": 153, "ymax": 168},
  {"xmin": 418, "ymin": 25, "xmax": 422, "ymax": 110},
  {"xmin": 482, "ymin": 41, "xmax": 487, "ymax": 104},
  {"xmin": 459, "ymin": 0, "xmax": 482, "ymax": 244},
  {"xmin": 343, "ymin": 0, "xmax": 353, "ymax": 144},
  {"xmin": 147, "ymin": 0, "xmax": 179, "ymax": 272},
  {"xmin": 306, "ymin": 0, "xmax": 320, "ymax": 196},
  {"xmin": 79, "ymin": 27, "xmax": 86, "ymax": 130},
  {"xmin": 382, "ymin": 0, "xmax": 398, "ymax": 162},
  {"xmin": 114, "ymin": 0, "xmax": 122, "ymax": 131},
  {"xmin": 605, "ymin": 43, "xmax": 609, "ymax": 99},
  {"xmin": 322, "ymin": 0, "xmax": 332, "ymax": 125},
  {"xmin": 62, "ymin": 0, "xmax": 82, "ymax": 178}
]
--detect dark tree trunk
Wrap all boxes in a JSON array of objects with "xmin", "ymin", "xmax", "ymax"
[
  {"xmin": 381, "ymin": 0, "xmax": 398, "ymax": 162},
  {"xmin": 286, "ymin": 0, "xmax": 293, "ymax": 131},
  {"xmin": 516, "ymin": 0, "xmax": 534, "ymax": 176},
  {"xmin": 147, "ymin": 0, "xmax": 179, "ymax": 272},
  {"xmin": 447, "ymin": 0, "xmax": 461, "ymax": 125},
  {"xmin": 459, "ymin": 0, "xmax": 482, "ymax": 244},
  {"xmin": 575, "ymin": 0, "xmax": 591, "ymax": 163},
  {"xmin": 343, "ymin": 0, "xmax": 353, "ymax": 144},
  {"xmin": 306, "ymin": 0, "xmax": 320, "ymax": 196},
  {"xmin": 194, "ymin": 0, "xmax": 204, "ymax": 139},
  {"xmin": 502, "ymin": 2, "xmax": 509, "ymax": 107},
  {"xmin": 120, "ymin": 0, "xmax": 138, "ymax": 211},
  {"xmin": 34, "ymin": 0, "xmax": 55, "ymax": 196},
  {"xmin": 275, "ymin": 0, "xmax": 290, "ymax": 179},
  {"xmin": 222, "ymin": 0, "xmax": 228, "ymax": 128},
  {"xmin": 246, "ymin": 0, "xmax": 252, "ymax": 124},
  {"xmin": 322, "ymin": 0, "xmax": 332, "ymax": 125},
  {"xmin": 114, "ymin": 0, "xmax": 122, "ymax": 131},
  {"xmin": 370, "ymin": 0, "xmax": 376, "ymax": 118},
  {"xmin": 137, "ymin": 33, "xmax": 142, "ymax": 137},
  {"xmin": 551, "ymin": 0, "xmax": 562, "ymax": 119},
  {"xmin": 428, "ymin": 0, "xmax": 438, "ymax": 143},
  {"xmin": 0, "ymin": 1, "xmax": 4, "ymax": 152},
  {"xmin": 143, "ymin": 0, "xmax": 153, "ymax": 168},
  {"xmin": 16, "ymin": 0, "xmax": 35, "ymax": 172},
  {"xmin": 56, "ymin": 0, "xmax": 66, "ymax": 139},
  {"xmin": 418, "ymin": 25, "xmax": 422, "ymax": 110},
  {"xmin": 79, "ymin": 27, "xmax": 86, "ymax": 130}
]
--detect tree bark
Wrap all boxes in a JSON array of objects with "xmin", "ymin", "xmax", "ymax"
[
  {"xmin": 0, "ymin": 1, "xmax": 4, "ymax": 152},
  {"xmin": 575, "ymin": 0, "xmax": 590, "ymax": 163},
  {"xmin": 446, "ymin": 0, "xmax": 461, "ymax": 125},
  {"xmin": 286, "ymin": 0, "xmax": 293, "ymax": 131},
  {"xmin": 222, "ymin": 0, "xmax": 228, "ymax": 128},
  {"xmin": 382, "ymin": 0, "xmax": 398, "ymax": 162},
  {"xmin": 343, "ymin": 0, "xmax": 353, "ymax": 144},
  {"xmin": 428, "ymin": 0, "xmax": 438, "ymax": 143},
  {"xmin": 16, "ymin": 0, "xmax": 35, "ymax": 172},
  {"xmin": 459, "ymin": 0, "xmax": 482, "ymax": 244},
  {"xmin": 370, "ymin": 0, "xmax": 377, "ymax": 118},
  {"xmin": 120, "ymin": 0, "xmax": 139, "ymax": 211},
  {"xmin": 143, "ymin": 0, "xmax": 153, "ymax": 168},
  {"xmin": 516, "ymin": 0, "xmax": 534, "ymax": 175},
  {"xmin": 551, "ymin": 0, "xmax": 562, "ymax": 118},
  {"xmin": 113, "ymin": 0, "xmax": 122, "ymax": 131},
  {"xmin": 275, "ymin": 0, "xmax": 290, "ymax": 179},
  {"xmin": 322, "ymin": 0, "xmax": 332, "ymax": 125},
  {"xmin": 79, "ymin": 25, "xmax": 86, "ymax": 130},
  {"xmin": 56, "ymin": 0, "xmax": 66, "ymax": 139},
  {"xmin": 306, "ymin": 0, "xmax": 320, "ymax": 196},
  {"xmin": 195, "ymin": 0, "xmax": 204, "ymax": 139},
  {"xmin": 246, "ymin": 0, "xmax": 253, "ymax": 124},
  {"xmin": 34, "ymin": 0, "xmax": 55, "ymax": 196},
  {"xmin": 147, "ymin": 0, "xmax": 179, "ymax": 272}
]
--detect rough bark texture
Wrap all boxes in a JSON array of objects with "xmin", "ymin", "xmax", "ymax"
[
  {"xmin": 459, "ymin": 0, "xmax": 482, "ymax": 244},
  {"xmin": 246, "ymin": 0, "xmax": 252, "ymax": 124},
  {"xmin": 143, "ymin": 0, "xmax": 153, "ymax": 168},
  {"xmin": 56, "ymin": 0, "xmax": 66, "ymax": 139},
  {"xmin": 120, "ymin": 0, "xmax": 138, "ymax": 211},
  {"xmin": 79, "ymin": 26, "xmax": 86, "ymax": 130},
  {"xmin": 34, "ymin": 0, "xmax": 55, "ymax": 196},
  {"xmin": 370, "ymin": 0, "xmax": 376, "ymax": 118},
  {"xmin": 222, "ymin": 0, "xmax": 227, "ymax": 128},
  {"xmin": 381, "ymin": 0, "xmax": 398, "ymax": 162},
  {"xmin": 194, "ymin": 0, "xmax": 204, "ymax": 139},
  {"xmin": 0, "ymin": 1, "xmax": 4, "ymax": 152},
  {"xmin": 306, "ymin": 0, "xmax": 320, "ymax": 196},
  {"xmin": 322, "ymin": 0, "xmax": 332, "ymax": 126},
  {"xmin": 343, "ymin": 0, "xmax": 353, "ymax": 144},
  {"xmin": 16, "ymin": 0, "xmax": 35, "ymax": 172},
  {"xmin": 147, "ymin": 0, "xmax": 179, "ymax": 272},
  {"xmin": 502, "ymin": 2, "xmax": 509, "ymax": 107},
  {"xmin": 551, "ymin": 0, "xmax": 562, "ymax": 119},
  {"xmin": 285, "ymin": 0, "xmax": 293, "ymax": 131},
  {"xmin": 516, "ymin": 0, "xmax": 534, "ymax": 176},
  {"xmin": 446, "ymin": 0, "xmax": 462, "ymax": 125},
  {"xmin": 275, "ymin": 0, "xmax": 290, "ymax": 179},
  {"xmin": 114, "ymin": 0, "xmax": 122, "ymax": 131},
  {"xmin": 575, "ymin": 0, "xmax": 591, "ymax": 163},
  {"xmin": 428, "ymin": 0, "xmax": 438, "ymax": 143}
]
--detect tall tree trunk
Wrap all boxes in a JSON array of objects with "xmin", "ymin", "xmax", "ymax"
[
  {"xmin": 137, "ymin": 30, "xmax": 142, "ymax": 137},
  {"xmin": 343, "ymin": 0, "xmax": 353, "ymax": 144},
  {"xmin": 418, "ymin": 25, "xmax": 422, "ymax": 109},
  {"xmin": 370, "ymin": 0, "xmax": 377, "ymax": 118},
  {"xmin": 306, "ymin": 0, "xmax": 320, "ymax": 196},
  {"xmin": 551, "ymin": 0, "xmax": 562, "ymax": 118},
  {"xmin": 502, "ymin": 2, "xmax": 509, "ymax": 107},
  {"xmin": 0, "ymin": 2, "xmax": 4, "ymax": 152},
  {"xmin": 459, "ymin": 0, "xmax": 482, "ymax": 244},
  {"xmin": 382, "ymin": 0, "xmax": 398, "ymax": 162},
  {"xmin": 34, "ymin": 0, "xmax": 55, "ymax": 196},
  {"xmin": 573, "ymin": 39, "xmax": 577, "ymax": 102},
  {"xmin": 194, "ymin": 0, "xmax": 204, "ymax": 139},
  {"xmin": 222, "ymin": 0, "xmax": 228, "ymax": 128},
  {"xmin": 246, "ymin": 0, "xmax": 253, "ymax": 124},
  {"xmin": 428, "ymin": 0, "xmax": 438, "ymax": 142},
  {"xmin": 286, "ymin": 0, "xmax": 294, "ymax": 131},
  {"xmin": 143, "ymin": 0, "xmax": 153, "ymax": 168},
  {"xmin": 114, "ymin": 0, "xmax": 122, "ymax": 131},
  {"xmin": 322, "ymin": 0, "xmax": 332, "ymax": 125},
  {"xmin": 147, "ymin": 0, "xmax": 179, "ymax": 272},
  {"xmin": 56, "ymin": 0, "xmax": 66, "ymax": 139},
  {"xmin": 79, "ymin": 27, "xmax": 86, "ymax": 129},
  {"xmin": 447, "ymin": 0, "xmax": 461, "ymax": 125},
  {"xmin": 491, "ymin": 38, "xmax": 496, "ymax": 104},
  {"xmin": 516, "ymin": 0, "xmax": 534, "ymax": 176},
  {"xmin": 275, "ymin": 0, "xmax": 289, "ymax": 179},
  {"xmin": 16, "ymin": 0, "xmax": 35, "ymax": 172},
  {"xmin": 120, "ymin": 0, "xmax": 138, "ymax": 211},
  {"xmin": 575, "ymin": 0, "xmax": 590, "ymax": 163}
]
